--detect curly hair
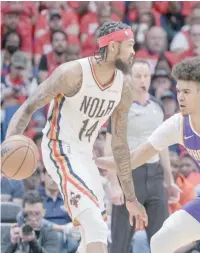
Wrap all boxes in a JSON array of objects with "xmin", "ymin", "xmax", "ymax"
[
  {"xmin": 95, "ymin": 21, "xmax": 131, "ymax": 61},
  {"xmin": 172, "ymin": 57, "xmax": 200, "ymax": 83}
]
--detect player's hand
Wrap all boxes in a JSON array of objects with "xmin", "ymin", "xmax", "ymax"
[
  {"xmin": 110, "ymin": 183, "xmax": 124, "ymax": 206},
  {"xmin": 167, "ymin": 183, "xmax": 182, "ymax": 204},
  {"xmin": 126, "ymin": 199, "xmax": 148, "ymax": 230},
  {"xmin": 95, "ymin": 156, "xmax": 116, "ymax": 171},
  {"xmin": 10, "ymin": 224, "xmax": 20, "ymax": 244}
]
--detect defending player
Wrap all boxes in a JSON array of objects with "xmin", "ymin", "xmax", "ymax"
[
  {"xmin": 96, "ymin": 57, "xmax": 200, "ymax": 252},
  {"xmin": 5, "ymin": 21, "xmax": 147, "ymax": 253}
]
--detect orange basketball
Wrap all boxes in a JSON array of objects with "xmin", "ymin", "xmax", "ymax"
[{"xmin": 1, "ymin": 135, "xmax": 40, "ymax": 180}]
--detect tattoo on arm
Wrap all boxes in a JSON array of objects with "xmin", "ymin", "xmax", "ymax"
[
  {"xmin": 111, "ymin": 77, "xmax": 136, "ymax": 201},
  {"xmin": 6, "ymin": 62, "xmax": 82, "ymax": 138}
]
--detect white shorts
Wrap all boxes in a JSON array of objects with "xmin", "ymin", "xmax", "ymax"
[{"xmin": 41, "ymin": 136, "xmax": 107, "ymax": 226}]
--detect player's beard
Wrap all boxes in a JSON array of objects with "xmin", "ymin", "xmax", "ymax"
[{"xmin": 114, "ymin": 58, "xmax": 131, "ymax": 74}]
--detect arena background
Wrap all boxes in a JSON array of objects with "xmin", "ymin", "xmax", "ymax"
[{"xmin": 1, "ymin": 1, "xmax": 200, "ymax": 253}]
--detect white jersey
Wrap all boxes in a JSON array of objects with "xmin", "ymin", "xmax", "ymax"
[{"xmin": 43, "ymin": 57, "xmax": 124, "ymax": 154}]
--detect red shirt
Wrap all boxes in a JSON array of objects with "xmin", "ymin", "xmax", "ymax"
[
  {"xmin": 35, "ymin": 9, "xmax": 79, "ymax": 38},
  {"xmin": 135, "ymin": 49, "xmax": 177, "ymax": 73},
  {"xmin": 128, "ymin": 8, "xmax": 161, "ymax": 26},
  {"xmin": 177, "ymin": 48, "xmax": 198, "ymax": 62}
]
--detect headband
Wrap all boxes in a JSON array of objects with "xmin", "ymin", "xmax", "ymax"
[{"xmin": 98, "ymin": 28, "xmax": 134, "ymax": 48}]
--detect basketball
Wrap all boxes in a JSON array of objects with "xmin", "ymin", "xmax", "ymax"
[{"xmin": 1, "ymin": 135, "xmax": 40, "ymax": 180}]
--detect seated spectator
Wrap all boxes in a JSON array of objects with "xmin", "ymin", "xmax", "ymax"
[
  {"xmin": 0, "ymin": 175, "xmax": 24, "ymax": 206},
  {"xmin": 127, "ymin": 1, "xmax": 161, "ymax": 27},
  {"xmin": 135, "ymin": 26, "xmax": 176, "ymax": 73},
  {"xmin": 24, "ymin": 169, "xmax": 41, "ymax": 192},
  {"xmin": 133, "ymin": 11, "xmax": 156, "ymax": 51},
  {"xmin": 35, "ymin": 2, "xmax": 79, "ymax": 38},
  {"xmin": 154, "ymin": 56, "xmax": 172, "ymax": 73},
  {"xmin": 160, "ymin": 91, "xmax": 178, "ymax": 120},
  {"xmin": 39, "ymin": 169, "xmax": 79, "ymax": 253},
  {"xmin": 1, "ymin": 190, "xmax": 59, "ymax": 253},
  {"xmin": 80, "ymin": 1, "xmax": 121, "ymax": 45},
  {"xmin": 67, "ymin": 44, "xmax": 81, "ymax": 61},
  {"xmin": 1, "ymin": 5, "xmax": 32, "ymax": 57},
  {"xmin": 177, "ymin": 23, "xmax": 200, "ymax": 61},
  {"xmin": 1, "ymin": 31, "xmax": 22, "ymax": 77},
  {"xmin": 34, "ymin": 9, "xmax": 79, "ymax": 65},
  {"xmin": 38, "ymin": 30, "xmax": 68, "ymax": 83},
  {"xmin": 81, "ymin": 5, "xmax": 112, "ymax": 57},
  {"xmin": 151, "ymin": 69, "xmax": 173, "ymax": 99},
  {"xmin": 1, "ymin": 52, "xmax": 29, "ymax": 108},
  {"xmin": 170, "ymin": 3, "xmax": 200, "ymax": 53},
  {"xmin": 169, "ymin": 154, "xmax": 196, "ymax": 214}
]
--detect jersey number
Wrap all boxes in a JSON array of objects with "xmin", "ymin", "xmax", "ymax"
[{"xmin": 79, "ymin": 119, "xmax": 99, "ymax": 142}]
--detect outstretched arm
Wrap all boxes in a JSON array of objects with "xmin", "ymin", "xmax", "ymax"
[
  {"xmin": 111, "ymin": 76, "xmax": 136, "ymax": 201},
  {"xmin": 6, "ymin": 62, "xmax": 82, "ymax": 138}
]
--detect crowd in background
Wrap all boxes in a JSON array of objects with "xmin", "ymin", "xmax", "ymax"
[{"xmin": 1, "ymin": 1, "xmax": 200, "ymax": 253}]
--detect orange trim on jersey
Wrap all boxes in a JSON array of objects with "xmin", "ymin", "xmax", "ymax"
[{"xmin": 88, "ymin": 57, "xmax": 116, "ymax": 91}]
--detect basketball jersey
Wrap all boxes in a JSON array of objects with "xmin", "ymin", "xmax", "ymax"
[
  {"xmin": 43, "ymin": 57, "xmax": 124, "ymax": 154},
  {"xmin": 183, "ymin": 115, "xmax": 200, "ymax": 169}
]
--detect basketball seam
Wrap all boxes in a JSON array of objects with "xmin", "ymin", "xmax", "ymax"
[
  {"xmin": 3, "ymin": 140, "xmax": 30, "ymax": 178},
  {"xmin": 28, "ymin": 146, "xmax": 37, "ymax": 174}
]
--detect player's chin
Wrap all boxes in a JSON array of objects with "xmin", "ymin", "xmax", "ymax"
[{"xmin": 180, "ymin": 108, "xmax": 189, "ymax": 116}]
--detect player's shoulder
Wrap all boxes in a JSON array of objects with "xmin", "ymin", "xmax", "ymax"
[
  {"xmin": 58, "ymin": 60, "xmax": 83, "ymax": 74},
  {"xmin": 165, "ymin": 113, "xmax": 182, "ymax": 130}
]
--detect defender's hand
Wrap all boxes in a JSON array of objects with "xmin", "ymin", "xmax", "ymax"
[{"xmin": 126, "ymin": 199, "xmax": 148, "ymax": 230}]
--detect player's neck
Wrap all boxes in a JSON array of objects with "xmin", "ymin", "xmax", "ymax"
[
  {"xmin": 190, "ymin": 110, "xmax": 200, "ymax": 132},
  {"xmin": 92, "ymin": 56, "xmax": 116, "ymax": 73},
  {"xmin": 45, "ymin": 188, "xmax": 59, "ymax": 201}
]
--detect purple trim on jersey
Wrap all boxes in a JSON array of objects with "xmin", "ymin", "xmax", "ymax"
[
  {"xmin": 182, "ymin": 196, "xmax": 200, "ymax": 222},
  {"xmin": 132, "ymin": 100, "xmax": 150, "ymax": 106},
  {"xmin": 183, "ymin": 116, "xmax": 200, "ymax": 169}
]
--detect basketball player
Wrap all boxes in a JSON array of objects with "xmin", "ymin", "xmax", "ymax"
[
  {"xmin": 5, "ymin": 21, "xmax": 147, "ymax": 253},
  {"xmin": 96, "ymin": 57, "xmax": 200, "ymax": 253}
]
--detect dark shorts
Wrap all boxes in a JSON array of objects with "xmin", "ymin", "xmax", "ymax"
[{"xmin": 182, "ymin": 197, "xmax": 200, "ymax": 222}]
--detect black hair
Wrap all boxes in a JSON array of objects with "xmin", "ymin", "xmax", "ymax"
[
  {"xmin": 96, "ymin": 20, "xmax": 131, "ymax": 61},
  {"xmin": 50, "ymin": 30, "xmax": 67, "ymax": 43},
  {"xmin": 23, "ymin": 190, "xmax": 43, "ymax": 207},
  {"xmin": 172, "ymin": 57, "xmax": 200, "ymax": 83},
  {"xmin": 1, "ymin": 30, "xmax": 22, "ymax": 49}
]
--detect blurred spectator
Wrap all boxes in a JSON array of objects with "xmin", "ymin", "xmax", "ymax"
[
  {"xmin": 0, "ymin": 175, "xmax": 24, "ymax": 206},
  {"xmin": 169, "ymin": 151, "xmax": 181, "ymax": 178},
  {"xmin": 24, "ymin": 169, "xmax": 41, "ymax": 192},
  {"xmin": 81, "ymin": 5, "xmax": 113, "ymax": 57},
  {"xmin": 133, "ymin": 12, "xmax": 156, "ymax": 51},
  {"xmin": 38, "ymin": 30, "xmax": 68, "ymax": 83},
  {"xmin": 1, "ymin": 31, "xmax": 21, "ymax": 77},
  {"xmin": 135, "ymin": 26, "xmax": 176, "ymax": 73},
  {"xmin": 151, "ymin": 69, "xmax": 173, "ymax": 99},
  {"xmin": 1, "ymin": 5, "xmax": 33, "ymax": 57},
  {"xmin": 127, "ymin": 1, "xmax": 161, "ymax": 27},
  {"xmin": 1, "ymin": 52, "xmax": 29, "ymax": 108},
  {"xmin": 80, "ymin": 1, "xmax": 120, "ymax": 45},
  {"xmin": 1, "ymin": 190, "xmax": 59, "ymax": 253},
  {"xmin": 39, "ymin": 169, "xmax": 79, "ymax": 253},
  {"xmin": 169, "ymin": 154, "xmax": 197, "ymax": 214},
  {"xmin": 33, "ymin": 132, "xmax": 43, "ymax": 154},
  {"xmin": 170, "ymin": 3, "xmax": 200, "ymax": 53},
  {"xmin": 160, "ymin": 91, "xmax": 178, "ymax": 120},
  {"xmin": 67, "ymin": 44, "xmax": 81, "ymax": 61},
  {"xmin": 177, "ymin": 24, "xmax": 200, "ymax": 61}
]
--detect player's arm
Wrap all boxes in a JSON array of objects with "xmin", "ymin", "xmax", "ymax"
[
  {"xmin": 6, "ymin": 62, "xmax": 82, "ymax": 138},
  {"xmin": 111, "ymin": 76, "xmax": 136, "ymax": 201},
  {"xmin": 130, "ymin": 113, "xmax": 182, "ymax": 170}
]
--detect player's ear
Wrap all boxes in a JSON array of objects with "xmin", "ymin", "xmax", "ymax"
[{"xmin": 108, "ymin": 41, "xmax": 119, "ymax": 54}]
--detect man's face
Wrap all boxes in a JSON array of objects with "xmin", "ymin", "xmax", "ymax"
[
  {"xmin": 180, "ymin": 156, "xmax": 197, "ymax": 177},
  {"xmin": 131, "ymin": 63, "xmax": 151, "ymax": 93},
  {"xmin": 113, "ymin": 39, "xmax": 135, "ymax": 74},
  {"xmin": 135, "ymin": 1, "xmax": 152, "ymax": 13},
  {"xmin": 152, "ymin": 77, "xmax": 172, "ymax": 98},
  {"xmin": 52, "ymin": 32, "xmax": 67, "ymax": 54},
  {"xmin": 147, "ymin": 28, "xmax": 167, "ymax": 53},
  {"xmin": 5, "ymin": 33, "xmax": 20, "ymax": 54},
  {"xmin": 11, "ymin": 66, "xmax": 25, "ymax": 79},
  {"xmin": 49, "ymin": 16, "xmax": 62, "ymax": 31},
  {"xmin": 169, "ymin": 151, "xmax": 180, "ymax": 178},
  {"xmin": 176, "ymin": 80, "xmax": 200, "ymax": 116},
  {"xmin": 4, "ymin": 13, "xmax": 20, "ymax": 30},
  {"xmin": 23, "ymin": 203, "xmax": 45, "ymax": 230}
]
